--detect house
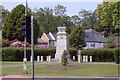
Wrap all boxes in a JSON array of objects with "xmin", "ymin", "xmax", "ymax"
[
  {"xmin": 84, "ymin": 29, "xmax": 107, "ymax": 49},
  {"xmin": 38, "ymin": 32, "xmax": 57, "ymax": 47},
  {"xmin": 37, "ymin": 38, "xmax": 48, "ymax": 45},
  {"xmin": 38, "ymin": 29, "xmax": 107, "ymax": 49},
  {"xmin": 113, "ymin": 36, "xmax": 120, "ymax": 47}
]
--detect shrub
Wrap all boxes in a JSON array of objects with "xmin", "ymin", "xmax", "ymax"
[{"xmin": 61, "ymin": 50, "xmax": 68, "ymax": 66}]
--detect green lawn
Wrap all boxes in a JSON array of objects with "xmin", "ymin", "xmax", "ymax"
[
  {"xmin": 1, "ymin": 62, "xmax": 119, "ymax": 77},
  {"xmin": 2, "ymin": 61, "xmax": 23, "ymax": 66}
]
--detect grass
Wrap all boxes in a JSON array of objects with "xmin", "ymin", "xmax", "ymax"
[
  {"xmin": 1, "ymin": 61, "xmax": 119, "ymax": 77},
  {"xmin": 2, "ymin": 61, "xmax": 23, "ymax": 66}
]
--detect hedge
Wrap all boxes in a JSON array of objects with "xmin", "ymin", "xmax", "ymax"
[
  {"xmin": 69, "ymin": 48, "xmax": 77, "ymax": 59},
  {"xmin": 114, "ymin": 48, "xmax": 120, "ymax": 64},
  {"xmin": 1, "ymin": 47, "xmax": 78, "ymax": 61},
  {"xmin": 1, "ymin": 47, "xmax": 119, "ymax": 63},
  {"xmin": 81, "ymin": 48, "xmax": 119, "ymax": 62},
  {"xmin": 1, "ymin": 47, "xmax": 56, "ymax": 61},
  {"xmin": 69, "ymin": 48, "xmax": 77, "ymax": 60}
]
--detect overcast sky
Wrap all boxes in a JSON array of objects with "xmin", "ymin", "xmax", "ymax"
[{"xmin": 1, "ymin": 0, "xmax": 103, "ymax": 16}]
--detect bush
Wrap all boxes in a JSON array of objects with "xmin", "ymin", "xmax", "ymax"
[
  {"xmin": 81, "ymin": 48, "xmax": 115, "ymax": 62},
  {"xmin": 114, "ymin": 48, "xmax": 120, "ymax": 64},
  {"xmin": 2, "ymin": 39, "xmax": 10, "ymax": 47},
  {"xmin": 61, "ymin": 50, "xmax": 68, "ymax": 66},
  {"xmin": 2, "ymin": 47, "xmax": 56, "ymax": 61}
]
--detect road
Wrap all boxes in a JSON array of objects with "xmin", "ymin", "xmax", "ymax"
[{"xmin": 1, "ymin": 76, "xmax": 119, "ymax": 80}]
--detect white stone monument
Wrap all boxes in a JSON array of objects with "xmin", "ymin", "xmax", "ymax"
[{"xmin": 55, "ymin": 27, "xmax": 69, "ymax": 62}]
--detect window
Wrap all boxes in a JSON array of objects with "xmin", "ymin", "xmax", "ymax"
[{"xmin": 90, "ymin": 43, "xmax": 95, "ymax": 47}]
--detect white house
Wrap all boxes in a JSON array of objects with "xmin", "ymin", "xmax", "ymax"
[{"xmin": 84, "ymin": 29, "xmax": 106, "ymax": 49}]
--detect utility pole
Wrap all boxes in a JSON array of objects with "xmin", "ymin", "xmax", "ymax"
[{"xmin": 23, "ymin": 0, "xmax": 28, "ymax": 74}]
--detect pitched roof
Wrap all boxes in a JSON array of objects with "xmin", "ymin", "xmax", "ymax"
[
  {"xmin": 52, "ymin": 34, "xmax": 57, "ymax": 40},
  {"xmin": 85, "ymin": 29, "xmax": 106, "ymax": 43},
  {"xmin": 46, "ymin": 34, "xmax": 53, "ymax": 40}
]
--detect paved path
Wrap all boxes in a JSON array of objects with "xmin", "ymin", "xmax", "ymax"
[
  {"xmin": 1, "ymin": 62, "xmax": 117, "ymax": 69},
  {"xmin": 1, "ymin": 61, "xmax": 53, "ymax": 69},
  {"xmin": 0, "ymin": 75, "xmax": 119, "ymax": 80},
  {"xmin": 1, "ymin": 75, "xmax": 30, "ymax": 78}
]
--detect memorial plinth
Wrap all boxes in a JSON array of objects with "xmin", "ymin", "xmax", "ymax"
[{"xmin": 55, "ymin": 27, "xmax": 69, "ymax": 62}]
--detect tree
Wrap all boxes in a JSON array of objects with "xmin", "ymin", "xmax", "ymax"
[
  {"xmin": 33, "ymin": 7, "xmax": 58, "ymax": 35},
  {"xmin": 69, "ymin": 26, "xmax": 86, "ymax": 50},
  {"xmin": 2, "ymin": 4, "xmax": 25, "ymax": 41},
  {"xmin": 54, "ymin": 4, "xmax": 67, "ymax": 17},
  {"xmin": 33, "ymin": 6, "xmax": 73, "ymax": 35},
  {"xmin": 104, "ymin": 35, "xmax": 116, "ymax": 48},
  {"xmin": 0, "ymin": 5, "xmax": 9, "ymax": 29},
  {"xmin": 70, "ymin": 15, "xmax": 80, "ymax": 26},
  {"xmin": 78, "ymin": 9, "xmax": 97, "ymax": 30},
  {"xmin": 2, "ymin": 4, "xmax": 39, "ymax": 43},
  {"xmin": 62, "ymin": 16, "xmax": 73, "ymax": 34},
  {"xmin": 95, "ymin": 1, "xmax": 120, "ymax": 35},
  {"xmin": 61, "ymin": 50, "xmax": 68, "ymax": 66}
]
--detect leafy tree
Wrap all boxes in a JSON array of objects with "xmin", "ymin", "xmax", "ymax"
[
  {"xmin": 54, "ymin": 4, "xmax": 67, "ymax": 17},
  {"xmin": 69, "ymin": 26, "xmax": 86, "ymax": 50},
  {"xmin": 61, "ymin": 50, "xmax": 68, "ymax": 66},
  {"xmin": 54, "ymin": 4, "xmax": 69, "ymax": 28},
  {"xmin": 0, "ymin": 5, "xmax": 3, "ymax": 29},
  {"xmin": 2, "ymin": 4, "xmax": 39, "ymax": 43},
  {"xmin": 33, "ymin": 7, "xmax": 58, "ymax": 35},
  {"xmin": 104, "ymin": 35, "xmax": 116, "ymax": 48},
  {"xmin": 95, "ymin": 1, "xmax": 120, "ymax": 35},
  {"xmin": 70, "ymin": 15, "xmax": 80, "ymax": 26},
  {"xmin": 33, "ymin": 6, "xmax": 73, "ymax": 35},
  {"xmin": 78, "ymin": 9, "xmax": 97, "ymax": 30},
  {"xmin": 2, "ymin": 4, "xmax": 25, "ymax": 40},
  {"xmin": 62, "ymin": 16, "xmax": 73, "ymax": 34},
  {"xmin": 0, "ymin": 5, "xmax": 9, "ymax": 29}
]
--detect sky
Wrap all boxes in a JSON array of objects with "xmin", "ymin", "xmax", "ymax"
[{"xmin": 1, "ymin": 0, "xmax": 103, "ymax": 16}]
